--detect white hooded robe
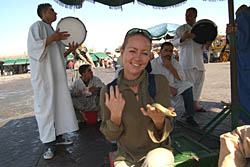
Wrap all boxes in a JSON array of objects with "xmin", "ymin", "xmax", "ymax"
[{"xmin": 27, "ymin": 21, "xmax": 78, "ymax": 143}]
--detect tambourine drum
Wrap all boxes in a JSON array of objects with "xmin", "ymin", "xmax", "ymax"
[
  {"xmin": 56, "ymin": 17, "xmax": 87, "ymax": 46},
  {"xmin": 191, "ymin": 19, "xmax": 217, "ymax": 44}
]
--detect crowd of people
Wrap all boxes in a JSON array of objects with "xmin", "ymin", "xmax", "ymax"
[{"xmin": 27, "ymin": 2, "xmax": 250, "ymax": 167}]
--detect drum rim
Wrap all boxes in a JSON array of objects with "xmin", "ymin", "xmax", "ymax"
[
  {"xmin": 192, "ymin": 19, "xmax": 217, "ymax": 28},
  {"xmin": 56, "ymin": 16, "xmax": 87, "ymax": 46},
  {"xmin": 191, "ymin": 19, "xmax": 218, "ymax": 44}
]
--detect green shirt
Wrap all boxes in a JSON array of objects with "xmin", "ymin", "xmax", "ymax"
[{"xmin": 100, "ymin": 74, "xmax": 174, "ymax": 165}]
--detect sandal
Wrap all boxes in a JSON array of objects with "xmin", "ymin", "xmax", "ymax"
[{"xmin": 196, "ymin": 108, "xmax": 208, "ymax": 112}]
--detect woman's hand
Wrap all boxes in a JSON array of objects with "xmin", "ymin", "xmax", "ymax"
[
  {"xmin": 141, "ymin": 105, "xmax": 174, "ymax": 130},
  {"xmin": 105, "ymin": 85, "xmax": 125, "ymax": 126}
]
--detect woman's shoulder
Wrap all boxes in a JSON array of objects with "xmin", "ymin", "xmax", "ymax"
[{"xmin": 152, "ymin": 74, "xmax": 169, "ymax": 85}]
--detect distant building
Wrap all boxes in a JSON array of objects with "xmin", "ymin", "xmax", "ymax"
[{"xmin": 0, "ymin": 53, "xmax": 29, "ymax": 76}]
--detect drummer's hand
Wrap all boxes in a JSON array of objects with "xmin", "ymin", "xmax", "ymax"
[
  {"xmin": 52, "ymin": 28, "xmax": 70, "ymax": 41},
  {"xmin": 68, "ymin": 42, "xmax": 79, "ymax": 53},
  {"xmin": 105, "ymin": 85, "xmax": 125, "ymax": 126},
  {"xmin": 181, "ymin": 31, "xmax": 194, "ymax": 42},
  {"xmin": 190, "ymin": 32, "xmax": 196, "ymax": 39},
  {"xmin": 226, "ymin": 24, "xmax": 237, "ymax": 35},
  {"xmin": 205, "ymin": 41, "xmax": 212, "ymax": 50}
]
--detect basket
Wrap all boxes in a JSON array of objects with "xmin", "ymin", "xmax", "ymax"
[{"xmin": 82, "ymin": 111, "xmax": 98, "ymax": 125}]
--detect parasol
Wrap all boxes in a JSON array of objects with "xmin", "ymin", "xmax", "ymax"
[
  {"xmin": 147, "ymin": 23, "xmax": 180, "ymax": 40},
  {"xmin": 54, "ymin": 0, "xmax": 242, "ymax": 131}
]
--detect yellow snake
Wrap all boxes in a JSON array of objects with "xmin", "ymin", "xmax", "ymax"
[{"xmin": 151, "ymin": 103, "xmax": 177, "ymax": 117}]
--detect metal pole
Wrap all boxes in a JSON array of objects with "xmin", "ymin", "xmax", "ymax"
[{"xmin": 228, "ymin": 0, "xmax": 239, "ymax": 129}]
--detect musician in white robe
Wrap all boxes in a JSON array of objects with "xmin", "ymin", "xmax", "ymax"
[
  {"xmin": 27, "ymin": 3, "xmax": 78, "ymax": 160},
  {"xmin": 173, "ymin": 7, "xmax": 211, "ymax": 113}
]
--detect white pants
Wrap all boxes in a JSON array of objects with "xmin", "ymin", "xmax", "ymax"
[
  {"xmin": 114, "ymin": 148, "xmax": 174, "ymax": 167},
  {"xmin": 184, "ymin": 68, "xmax": 205, "ymax": 101}
]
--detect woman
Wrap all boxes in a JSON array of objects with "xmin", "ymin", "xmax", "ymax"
[{"xmin": 100, "ymin": 28, "xmax": 175, "ymax": 167}]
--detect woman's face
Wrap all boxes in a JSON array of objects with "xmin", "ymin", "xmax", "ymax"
[{"xmin": 120, "ymin": 34, "xmax": 150, "ymax": 80}]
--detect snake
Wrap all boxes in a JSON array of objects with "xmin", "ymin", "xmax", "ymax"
[{"xmin": 151, "ymin": 103, "xmax": 177, "ymax": 117}]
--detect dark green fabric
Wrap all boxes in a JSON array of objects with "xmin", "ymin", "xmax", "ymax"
[
  {"xmin": 3, "ymin": 60, "xmax": 15, "ymax": 66},
  {"xmin": 94, "ymin": 52, "xmax": 110, "ymax": 59},
  {"xmin": 138, "ymin": 0, "xmax": 186, "ymax": 7},
  {"xmin": 57, "ymin": 0, "xmax": 84, "ymax": 5},
  {"xmin": 15, "ymin": 59, "xmax": 27, "ymax": 65},
  {"xmin": 54, "ymin": 0, "xmax": 187, "ymax": 8},
  {"xmin": 89, "ymin": 53, "xmax": 98, "ymax": 61},
  {"xmin": 92, "ymin": 0, "xmax": 133, "ymax": 7}
]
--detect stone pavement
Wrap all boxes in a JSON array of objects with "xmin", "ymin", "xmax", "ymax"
[
  {"xmin": 0, "ymin": 116, "xmax": 113, "ymax": 167},
  {"xmin": 0, "ymin": 63, "xmax": 246, "ymax": 167}
]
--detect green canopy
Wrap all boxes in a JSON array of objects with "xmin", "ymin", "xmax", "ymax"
[
  {"xmin": 94, "ymin": 52, "xmax": 110, "ymax": 59},
  {"xmin": 89, "ymin": 53, "xmax": 98, "ymax": 61},
  {"xmin": 3, "ymin": 60, "xmax": 15, "ymax": 66},
  {"xmin": 15, "ymin": 59, "xmax": 27, "ymax": 65},
  {"xmin": 26, "ymin": 59, "xmax": 30, "ymax": 64},
  {"xmin": 67, "ymin": 53, "xmax": 74, "ymax": 61}
]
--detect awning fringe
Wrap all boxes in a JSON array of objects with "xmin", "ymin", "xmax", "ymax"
[{"xmin": 54, "ymin": 0, "xmax": 226, "ymax": 10}]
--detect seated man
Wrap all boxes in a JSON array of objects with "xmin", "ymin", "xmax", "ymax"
[
  {"xmin": 71, "ymin": 64, "xmax": 104, "ymax": 124},
  {"xmin": 151, "ymin": 42, "xmax": 199, "ymax": 127}
]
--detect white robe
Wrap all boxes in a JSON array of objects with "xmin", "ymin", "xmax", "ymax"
[
  {"xmin": 173, "ymin": 24, "xmax": 205, "ymax": 71},
  {"xmin": 27, "ymin": 21, "xmax": 78, "ymax": 143},
  {"xmin": 151, "ymin": 56, "xmax": 193, "ymax": 96},
  {"xmin": 151, "ymin": 56, "xmax": 193, "ymax": 108}
]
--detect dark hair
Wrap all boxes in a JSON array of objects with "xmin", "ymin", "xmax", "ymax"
[
  {"xmin": 37, "ymin": 3, "xmax": 51, "ymax": 19},
  {"xmin": 79, "ymin": 64, "xmax": 91, "ymax": 75},
  {"xmin": 121, "ymin": 28, "xmax": 152, "ymax": 50},
  {"xmin": 160, "ymin": 42, "xmax": 174, "ymax": 51},
  {"xmin": 187, "ymin": 7, "xmax": 197, "ymax": 17}
]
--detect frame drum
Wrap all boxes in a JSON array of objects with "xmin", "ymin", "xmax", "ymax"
[
  {"xmin": 191, "ymin": 19, "xmax": 217, "ymax": 44},
  {"xmin": 56, "ymin": 17, "xmax": 87, "ymax": 46}
]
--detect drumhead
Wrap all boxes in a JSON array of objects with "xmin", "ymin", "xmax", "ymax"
[
  {"xmin": 191, "ymin": 19, "xmax": 217, "ymax": 44},
  {"xmin": 56, "ymin": 17, "xmax": 87, "ymax": 46}
]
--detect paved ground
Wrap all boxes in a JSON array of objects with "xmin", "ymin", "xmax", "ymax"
[{"xmin": 0, "ymin": 63, "xmax": 245, "ymax": 167}]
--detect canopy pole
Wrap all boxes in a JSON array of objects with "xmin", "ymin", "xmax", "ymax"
[{"xmin": 228, "ymin": 0, "xmax": 239, "ymax": 129}]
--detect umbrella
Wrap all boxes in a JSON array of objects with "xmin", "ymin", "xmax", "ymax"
[
  {"xmin": 54, "ymin": 0, "xmax": 240, "ymax": 129},
  {"xmin": 54, "ymin": 0, "xmax": 187, "ymax": 8},
  {"xmin": 147, "ymin": 23, "xmax": 180, "ymax": 40}
]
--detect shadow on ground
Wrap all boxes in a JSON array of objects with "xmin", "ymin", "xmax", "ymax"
[
  {"xmin": 0, "ymin": 117, "xmax": 113, "ymax": 167},
  {"xmin": 1, "ymin": 101, "xmax": 245, "ymax": 167}
]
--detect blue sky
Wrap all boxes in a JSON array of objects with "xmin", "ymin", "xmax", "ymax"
[{"xmin": 0, "ymin": 0, "xmax": 248, "ymax": 55}]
